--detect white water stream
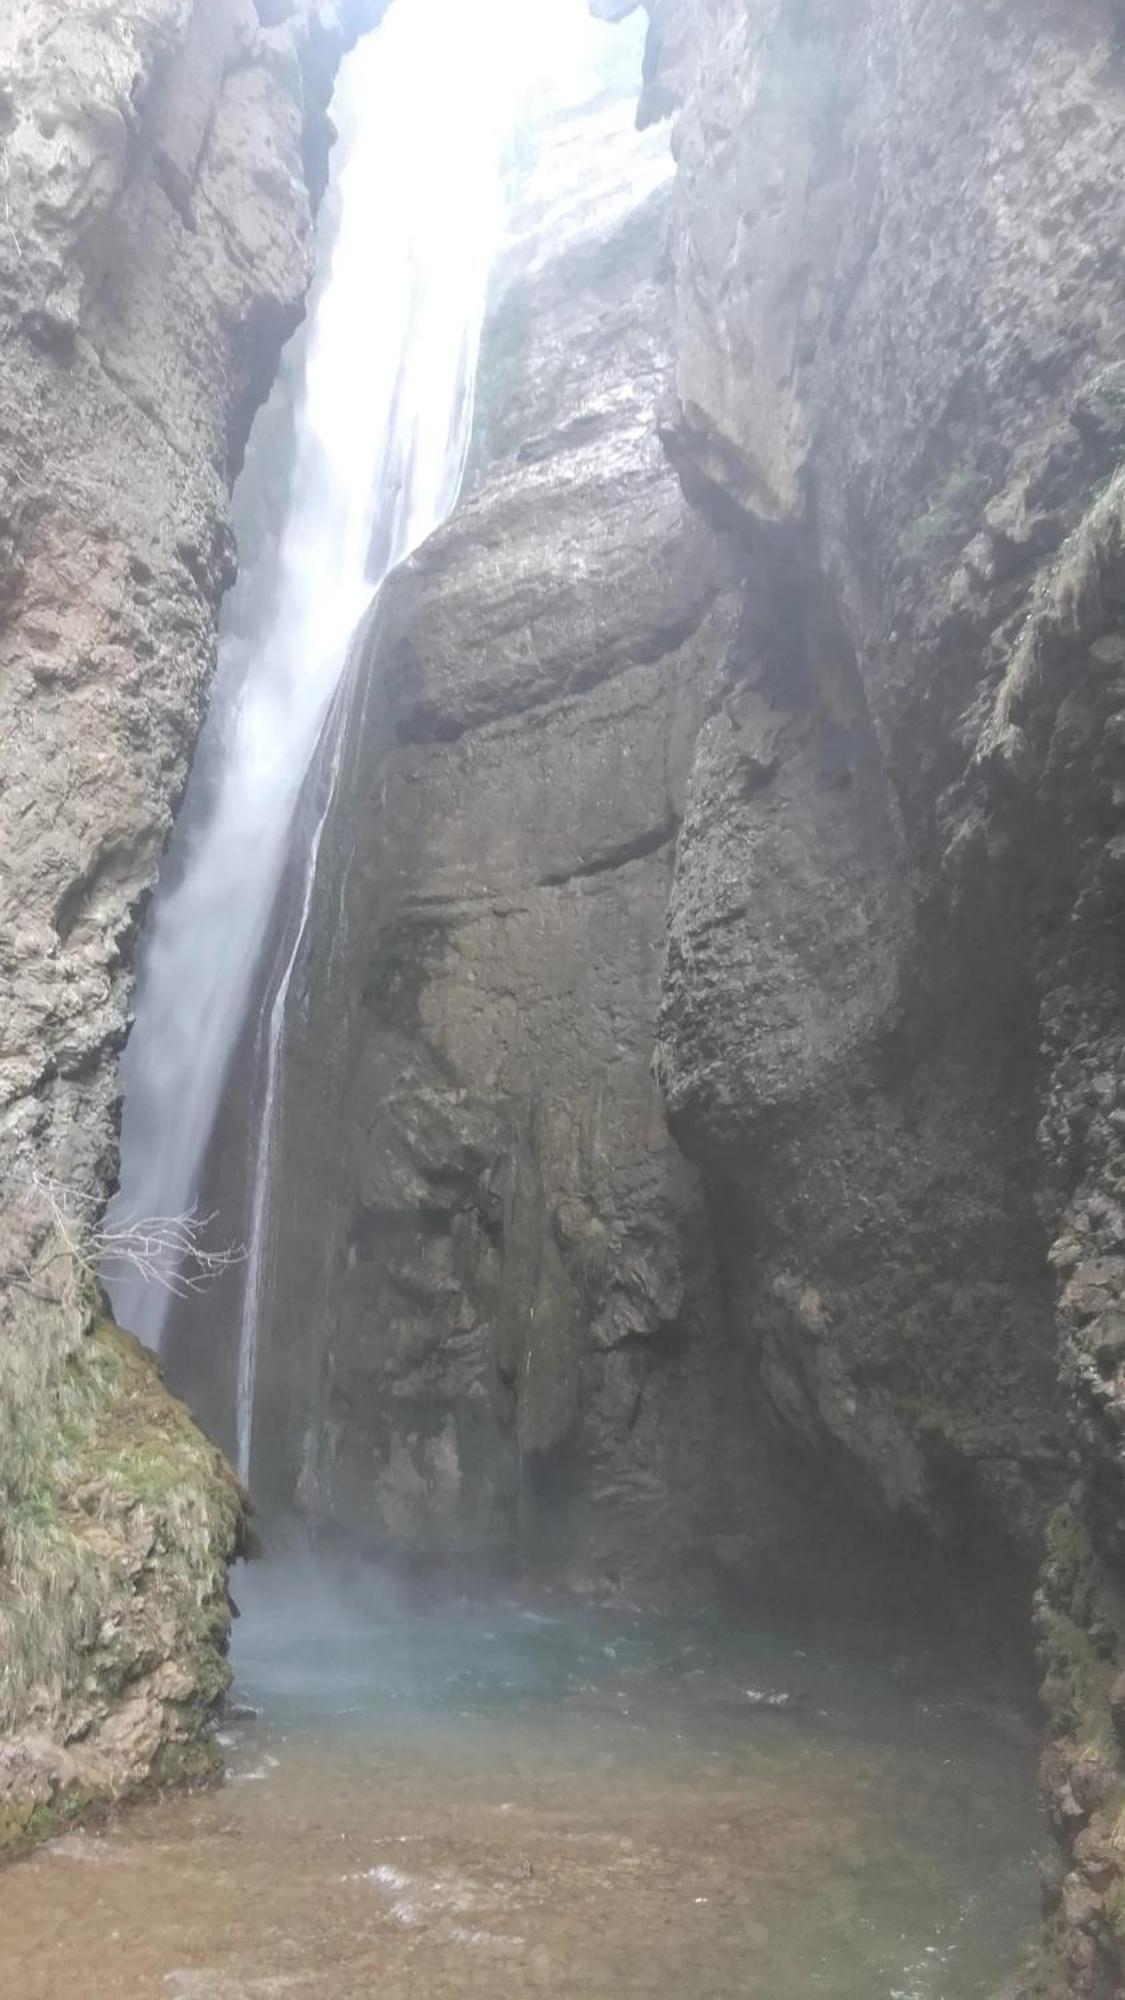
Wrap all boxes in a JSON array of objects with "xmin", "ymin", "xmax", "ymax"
[{"xmin": 108, "ymin": 0, "xmax": 635, "ymax": 1475}]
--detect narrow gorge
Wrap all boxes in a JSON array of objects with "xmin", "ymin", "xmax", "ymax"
[{"xmin": 2, "ymin": 2, "xmax": 1124, "ymax": 1996}]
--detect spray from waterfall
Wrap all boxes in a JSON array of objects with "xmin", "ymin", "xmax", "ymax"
[{"xmin": 108, "ymin": 0, "xmax": 643, "ymax": 1477}]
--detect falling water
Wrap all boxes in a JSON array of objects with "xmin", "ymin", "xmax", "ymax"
[{"xmin": 109, "ymin": 0, "xmax": 602, "ymax": 1410}]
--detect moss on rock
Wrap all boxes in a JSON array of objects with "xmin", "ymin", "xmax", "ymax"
[
  {"xmin": 1025, "ymin": 1500, "xmax": 1125, "ymax": 1991},
  {"xmin": 0, "ymin": 1316, "xmax": 247, "ymax": 1857}
]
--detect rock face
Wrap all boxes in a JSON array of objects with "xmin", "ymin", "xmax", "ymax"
[
  {"xmin": 226, "ymin": 40, "xmax": 945, "ymax": 1599},
  {"xmin": 639, "ymin": 0, "xmax": 1125, "ymax": 1989},
  {"xmin": 0, "ymin": 0, "xmax": 378, "ymax": 1836},
  {"xmin": 243, "ymin": 0, "xmax": 1121, "ymax": 1985},
  {"xmin": 239, "ymin": 3, "xmax": 1065, "ymax": 1619},
  {"xmin": 244, "ymin": 73, "xmax": 793, "ymax": 1587},
  {"xmin": 3, "ymin": 0, "xmax": 1125, "ymax": 1979},
  {"xmin": 0, "ymin": 1317, "xmax": 247, "ymax": 1852}
]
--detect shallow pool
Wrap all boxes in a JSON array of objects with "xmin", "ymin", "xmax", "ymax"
[{"xmin": 2, "ymin": 1559, "xmax": 1044, "ymax": 1998}]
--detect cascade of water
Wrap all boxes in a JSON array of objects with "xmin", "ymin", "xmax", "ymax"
[
  {"xmin": 108, "ymin": 0, "xmax": 647, "ymax": 1470},
  {"xmin": 109, "ymin": 0, "xmax": 519, "ymax": 1336}
]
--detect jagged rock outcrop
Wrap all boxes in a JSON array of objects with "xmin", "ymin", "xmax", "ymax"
[{"xmin": 0, "ymin": 0, "xmax": 378, "ymax": 1839}]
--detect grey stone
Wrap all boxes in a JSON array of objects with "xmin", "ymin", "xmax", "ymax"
[{"xmin": 0, "ymin": 0, "xmax": 379, "ymax": 1840}]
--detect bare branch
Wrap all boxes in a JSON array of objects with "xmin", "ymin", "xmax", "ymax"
[{"xmin": 19, "ymin": 1171, "xmax": 246, "ymax": 1301}]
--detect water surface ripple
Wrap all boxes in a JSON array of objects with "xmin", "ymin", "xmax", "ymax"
[{"xmin": 4, "ymin": 1566, "xmax": 1043, "ymax": 1999}]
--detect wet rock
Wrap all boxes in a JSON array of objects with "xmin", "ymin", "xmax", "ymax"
[
  {"xmin": 5, "ymin": 3, "xmax": 1124, "ymax": 1979},
  {"xmin": 1068, "ymin": 1759, "xmax": 1119, "ymax": 1819}
]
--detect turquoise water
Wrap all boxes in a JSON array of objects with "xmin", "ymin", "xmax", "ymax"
[{"xmin": 3, "ymin": 1560, "xmax": 1044, "ymax": 1999}]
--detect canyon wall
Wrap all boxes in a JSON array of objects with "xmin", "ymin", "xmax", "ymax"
[
  {"xmin": 241, "ymin": 64, "xmax": 807, "ymax": 1590},
  {"xmin": 0, "ymin": 0, "xmax": 378, "ymax": 1845},
  {"xmin": 243, "ymin": 0, "xmax": 1118, "ymax": 1617},
  {"xmin": 3, "ymin": 0, "xmax": 1125, "ymax": 1985},
  {"xmin": 638, "ymin": 4, "xmax": 1125, "ymax": 1991},
  {"xmin": 242, "ymin": 1, "xmax": 1124, "ymax": 1988}
]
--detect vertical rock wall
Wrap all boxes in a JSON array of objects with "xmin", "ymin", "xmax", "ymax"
[
  {"xmin": 4, "ymin": 0, "xmax": 1123, "ymax": 1968},
  {"xmin": 0, "ymin": 0, "xmax": 379, "ymax": 1840},
  {"xmin": 246, "ymin": 79, "xmax": 804, "ymax": 1588},
  {"xmin": 244, "ymin": 4, "xmax": 1079, "ymax": 1633},
  {"xmin": 639, "ymin": 1, "xmax": 1125, "ymax": 1989},
  {"xmin": 241, "ymin": 0, "xmax": 1125, "ymax": 1981}
]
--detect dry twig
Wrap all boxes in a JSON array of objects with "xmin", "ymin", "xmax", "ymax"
[{"xmin": 21, "ymin": 1170, "xmax": 245, "ymax": 1299}]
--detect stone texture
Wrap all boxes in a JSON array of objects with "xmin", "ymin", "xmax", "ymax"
[
  {"xmin": 0, "ymin": 0, "xmax": 378, "ymax": 1262},
  {"xmin": 197, "ymin": 61, "xmax": 930, "ymax": 1604},
  {"xmin": 0, "ymin": 1318, "xmax": 249, "ymax": 1853},
  {"xmin": 233, "ymin": 89, "xmax": 801, "ymax": 1590},
  {"xmin": 638, "ymin": 0, "xmax": 1125, "ymax": 1986},
  {"xmin": 4, "ymin": 0, "xmax": 1124, "ymax": 1970},
  {"xmin": 208, "ymin": 9, "xmax": 1071, "ymax": 1644},
  {"xmin": 0, "ymin": 0, "xmax": 379, "ymax": 1837}
]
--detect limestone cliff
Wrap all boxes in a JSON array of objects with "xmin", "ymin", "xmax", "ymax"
[
  {"xmin": 4, "ymin": 0, "xmax": 1124, "ymax": 1979},
  {"xmin": 224, "ymin": 0, "xmax": 1123, "ymax": 1987},
  {"xmin": 637, "ymin": 1, "xmax": 1125, "ymax": 1990},
  {"xmin": 222, "ymin": 60, "xmax": 812, "ymax": 1589},
  {"xmin": 223, "ymin": 4, "xmax": 1069, "ymax": 1620},
  {"xmin": 0, "ymin": 0, "xmax": 377, "ymax": 1841}
]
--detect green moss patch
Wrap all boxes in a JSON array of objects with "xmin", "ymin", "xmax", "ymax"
[
  {"xmin": 1038, "ymin": 1503, "xmax": 1121, "ymax": 1755},
  {"xmin": 0, "ymin": 1318, "xmax": 246, "ymax": 1853}
]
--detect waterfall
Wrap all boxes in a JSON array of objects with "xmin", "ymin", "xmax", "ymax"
[{"xmin": 108, "ymin": 0, "xmax": 644, "ymax": 1470}]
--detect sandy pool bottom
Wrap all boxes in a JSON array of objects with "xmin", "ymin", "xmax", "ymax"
[{"xmin": 1, "ymin": 1563, "xmax": 1043, "ymax": 1999}]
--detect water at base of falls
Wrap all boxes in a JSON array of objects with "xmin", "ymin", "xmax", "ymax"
[{"xmin": 2, "ymin": 1575, "xmax": 1042, "ymax": 2000}]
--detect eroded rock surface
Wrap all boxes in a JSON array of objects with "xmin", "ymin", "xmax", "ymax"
[
  {"xmin": 218, "ymin": 5, "xmax": 1074, "ymax": 1636},
  {"xmin": 0, "ymin": 0, "xmax": 377, "ymax": 1836},
  {"xmin": 241, "ymin": 0, "xmax": 1122, "ymax": 1980},
  {"xmin": 5, "ymin": 0, "xmax": 1125, "ymax": 1977},
  {"xmin": 236, "ymin": 80, "xmax": 803, "ymax": 1587},
  {"xmin": 641, "ymin": 1, "xmax": 1125, "ymax": 1988}
]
